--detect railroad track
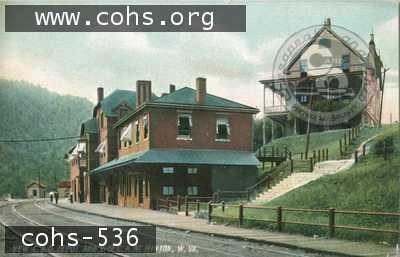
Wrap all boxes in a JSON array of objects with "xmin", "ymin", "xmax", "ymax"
[
  {"xmin": 0, "ymin": 200, "xmax": 131, "ymax": 257},
  {"xmin": 0, "ymin": 200, "xmax": 318, "ymax": 257}
]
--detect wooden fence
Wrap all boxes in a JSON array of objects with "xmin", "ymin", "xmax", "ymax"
[
  {"xmin": 157, "ymin": 195, "xmax": 212, "ymax": 216},
  {"xmin": 208, "ymin": 203, "xmax": 400, "ymax": 238}
]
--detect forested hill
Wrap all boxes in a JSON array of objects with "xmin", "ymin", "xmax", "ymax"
[{"xmin": 0, "ymin": 79, "xmax": 93, "ymax": 197}]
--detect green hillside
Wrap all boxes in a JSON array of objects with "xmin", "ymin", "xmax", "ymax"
[
  {"xmin": 213, "ymin": 125, "xmax": 399, "ymax": 244},
  {"xmin": 0, "ymin": 79, "xmax": 93, "ymax": 197},
  {"xmin": 262, "ymin": 126, "xmax": 383, "ymax": 160}
]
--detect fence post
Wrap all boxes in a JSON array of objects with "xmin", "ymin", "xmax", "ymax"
[
  {"xmin": 322, "ymin": 148, "xmax": 325, "ymax": 160},
  {"xmin": 362, "ymin": 144, "xmax": 366, "ymax": 156},
  {"xmin": 318, "ymin": 149, "xmax": 321, "ymax": 162},
  {"xmin": 267, "ymin": 175, "xmax": 271, "ymax": 189},
  {"xmin": 239, "ymin": 204, "xmax": 244, "ymax": 227},
  {"xmin": 222, "ymin": 201, "xmax": 225, "ymax": 212},
  {"xmin": 276, "ymin": 206, "xmax": 282, "ymax": 232},
  {"xmin": 177, "ymin": 195, "xmax": 181, "ymax": 211},
  {"xmin": 348, "ymin": 130, "xmax": 352, "ymax": 142},
  {"xmin": 326, "ymin": 148, "xmax": 329, "ymax": 160},
  {"xmin": 354, "ymin": 150, "xmax": 358, "ymax": 163},
  {"xmin": 344, "ymin": 134, "xmax": 347, "ymax": 151},
  {"xmin": 208, "ymin": 201, "xmax": 212, "ymax": 223},
  {"xmin": 167, "ymin": 199, "xmax": 170, "ymax": 210},
  {"xmin": 284, "ymin": 147, "xmax": 288, "ymax": 159},
  {"xmin": 288, "ymin": 151, "xmax": 292, "ymax": 160},
  {"xmin": 290, "ymin": 159, "xmax": 294, "ymax": 173},
  {"xmin": 246, "ymin": 189, "xmax": 251, "ymax": 202},
  {"xmin": 262, "ymin": 147, "xmax": 265, "ymax": 170},
  {"xmin": 328, "ymin": 208, "xmax": 335, "ymax": 238},
  {"xmin": 196, "ymin": 200, "xmax": 200, "ymax": 213},
  {"xmin": 301, "ymin": 152, "xmax": 303, "ymax": 160},
  {"xmin": 310, "ymin": 158, "xmax": 314, "ymax": 172},
  {"xmin": 339, "ymin": 140, "xmax": 343, "ymax": 156},
  {"xmin": 313, "ymin": 150, "xmax": 316, "ymax": 162},
  {"xmin": 271, "ymin": 146, "xmax": 275, "ymax": 168},
  {"xmin": 185, "ymin": 196, "xmax": 189, "ymax": 216}
]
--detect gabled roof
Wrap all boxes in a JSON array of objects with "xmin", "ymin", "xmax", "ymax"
[
  {"xmin": 98, "ymin": 90, "xmax": 137, "ymax": 117},
  {"xmin": 26, "ymin": 181, "xmax": 46, "ymax": 189},
  {"xmin": 89, "ymin": 148, "xmax": 260, "ymax": 175},
  {"xmin": 153, "ymin": 87, "xmax": 257, "ymax": 111},
  {"xmin": 81, "ymin": 118, "xmax": 98, "ymax": 135},
  {"xmin": 284, "ymin": 23, "xmax": 367, "ymax": 73},
  {"xmin": 113, "ymin": 87, "xmax": 259, "ymax": 128}
]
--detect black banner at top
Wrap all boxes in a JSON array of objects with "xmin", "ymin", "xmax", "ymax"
[{"xmin": 5, "ymin": 5, "xmax": 246, "ymax": 32}]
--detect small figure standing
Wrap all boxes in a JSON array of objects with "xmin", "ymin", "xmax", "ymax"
[
  {"xmin": 50, "ymin": 193, "xmax": 53, "ymax": 203},
  {"xmin": 69, "ymin": 194, "xmax": 73, "ymax": 204},
  {"xmin": 55, "ymin": 192, "xmax": 59, "ymax": 204}
]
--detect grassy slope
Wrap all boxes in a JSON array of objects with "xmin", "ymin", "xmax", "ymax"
[
  {"xmin": 214, "ymin": 125, "xmax": 399, "ymax": 244},
  {"xmin": 262, "ymin": 126, "xmax": 383, "ymax": 160}
]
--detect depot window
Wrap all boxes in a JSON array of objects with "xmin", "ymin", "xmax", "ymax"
[
  {"xmin": 177, "ymin": 114, "xmax": 192, "ymax": 138},
  {"xmin": 162, "ymin": 167, "xmax": 175, "ymax": 174},
  {"xmin": 216, "ymin": 118, "xmax": 230, "ymax": 140},
  {"xmin": 187, "ymin": 186, "xmax": 199, "ymax": 196},
  {"xmin": 162, "ymin": 186, "xmax": 174, "ymax": 196}
]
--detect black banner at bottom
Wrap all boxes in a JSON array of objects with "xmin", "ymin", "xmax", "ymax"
[{"xmin": 5, "ymin": 225, "xmax": 156, "ymax": 253}]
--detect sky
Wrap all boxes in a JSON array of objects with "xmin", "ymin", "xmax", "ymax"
[{"xmin": 0, "ymin": 0, "xmax": 398, "ymax": 123}]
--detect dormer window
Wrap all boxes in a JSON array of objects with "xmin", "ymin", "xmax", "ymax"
[
  {"xmin": 300, "ymin": 59, "xmax": 308, "ymax": 78},
  {"xmin": 341, "ymin": 54, "xmax": 350, "ymax": 72},
  {"xmin": 177, "ymin": 113, "xmax": 192, "ymax": 139},
  {"xmin": 119, "ymin": 107, "xmax": 128, "ymax": 118},
  {"xmin": 216, "ymin": 118, "xmax": 230, "ymax": 141}
]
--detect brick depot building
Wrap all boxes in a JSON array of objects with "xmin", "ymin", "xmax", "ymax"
[{"xmin": 68, "ymin": 78, "xmax": 259, "ymax": 209}]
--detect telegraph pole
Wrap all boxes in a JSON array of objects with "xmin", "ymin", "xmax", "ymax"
[
  {"xmin": 379, "ymin": 67, "xmax": 390, "ymax": 127},
  {"xmin": 38, "ymin": 169, "xmax": 41, "ymax": 198}
]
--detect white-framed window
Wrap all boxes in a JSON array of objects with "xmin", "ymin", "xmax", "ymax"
[
  {"xmin": 341, "ymin": 54, "xmax": 350, "ymax": 71},
  {"xmin": 299, "ymin": 95, "xmax": 309, "ymax": 103},
  {"xmin": 188, "ymin": 167, "xmax": 198, "ymax": 174},
  {"xmin": 187, "ymin": 186, "xmax": 199, "ymax": 196},
  {"xmin": 216, "ymin": 118, "xmax": 230, "ymax": 140},
  {"xmin": 135, "ymin": 120, "xmax": 140, "ymax": 143},
  {"xmin": 120, "ymin": 123, "xmax": 133, "ymax": 147},
  {"xmin": 162, "ymin": 167, "xmax": 175, "ymax": 174},
  {"xmin": 300, "ymin": 59, "xmax": 308, "ymax": 73},
  {"xmin": 177, "ymin": 113, "xmax": 192, "ymax": 139},
  {"xmin": 143, "ymin": 115, "xmax": 149, "ymax": 139},
  {"xmin": 162, "ymin": 186, "xmax": 174, "ymax": 196}
]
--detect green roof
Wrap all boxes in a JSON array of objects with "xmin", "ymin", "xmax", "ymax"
[
  {"xmin": 89, "ymin": 149, "xmax": 259, "ymax": 175},
  {"xmin": 81, "ymin": 118, "xmax": 98, "ymax": 135},
  {"xmin": 100, "ymin": 90, "xmax": 137, "ymax": 117},
  {"xmin": 152, "ymin": 87, "xmax": 258, "ymax": 111}
]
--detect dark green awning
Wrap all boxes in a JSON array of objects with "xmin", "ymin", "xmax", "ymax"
[{"xmin": 89, "ymin": 149, "xmax": 259, "ymax": 175}]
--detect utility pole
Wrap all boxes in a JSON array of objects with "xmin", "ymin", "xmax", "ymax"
[
  {"xmin": 38, "ymin": 169, "xmax": 41, "ymax": 198},
  {"xmin": 305, "ymin": 83, "xmax": 314, "ymax": 159},
  {"xmin": 379, "ymin": 67, "xmax": 390, "ymax": 127},
  {"xmin": 262, "ymin": 85, "xmax": 266, "ymax": 146}
]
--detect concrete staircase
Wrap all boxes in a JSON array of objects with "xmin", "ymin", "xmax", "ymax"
[{"xmin": 252, "ymin": 159, "xmax": 353, "ymax": 204}]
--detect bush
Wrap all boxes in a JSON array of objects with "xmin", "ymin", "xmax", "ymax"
[{"xmin": 373, "ymin": 136, "xmax": 394, "ymax": 155}]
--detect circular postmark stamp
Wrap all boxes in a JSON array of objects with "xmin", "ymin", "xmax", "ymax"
[{"xmin": 271, "ymin": 23, "xmax": 370, "ymax": 126}]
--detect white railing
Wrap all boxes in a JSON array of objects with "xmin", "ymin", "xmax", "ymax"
[{"xmin": 264, "ymin": 105, "xmax": 288, "ymax": 113}]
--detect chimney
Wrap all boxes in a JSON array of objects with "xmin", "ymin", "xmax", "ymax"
[
  {"xmin": 97, "ymin": 87, "xmax": 104, "ymax": 103},
  {"xmin": 169, "ymin": 84, "xmax": 176, "ymax": 93},
  {"xmin": 136, "ymin": 80, "xmax": 152, "ymax": 108},
  {"xmin": 196, "ymin": 77, "xmax": 206, "ymax": 105},
  {"xmin": 324, "ymin": 18, "xmax": 331, "ymax": 28}
]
